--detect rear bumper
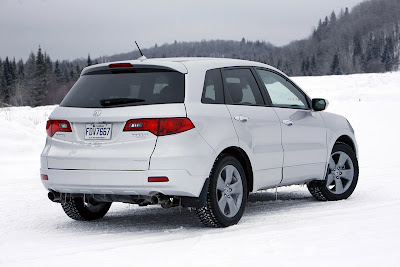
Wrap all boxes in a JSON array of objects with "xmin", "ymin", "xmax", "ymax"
[{"xmin": 40, "ymin": 168, "xmax": 208, "ymax": 197}]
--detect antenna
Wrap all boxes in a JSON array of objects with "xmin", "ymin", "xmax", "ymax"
[{"xmin": 135, "ymin": 41, "xmax": 147, "ymax": 61}]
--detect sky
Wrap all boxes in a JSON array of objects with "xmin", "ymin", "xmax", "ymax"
[{"xmin": 0, "ymin": 0, "xmax": 366, "ymax": 61}]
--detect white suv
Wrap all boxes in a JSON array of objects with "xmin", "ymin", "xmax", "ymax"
[{"xmin": 40, "ymin": 58, "xmax": 359, "ymax": 227}]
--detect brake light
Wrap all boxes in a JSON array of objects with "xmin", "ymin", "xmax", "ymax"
[
  {"xmin": 46, "ymin": 120, "xmax": 72, "ymax": 137},
  {"xmin": 41, "ymin": 174, "xmax": 48, "ymax": 180},
  {"xmin": 109, "ymin": 63, "xmax": 133, "ymax": 68},
  {"xmin": 124, "ymin": 118, "xmax": 194, "ymax": 136}
]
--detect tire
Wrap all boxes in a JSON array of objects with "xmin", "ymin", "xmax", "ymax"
[
  {"xmin": 308, "ymin": 143, "xmax": 359, "ymax": 201},
  {"xmin": 196, "ymin": 154, "xmax": 248, "ymax": 227},
  {"xmin": 61, "ymin": 197, "xmax": 112, "ymax": 221}
]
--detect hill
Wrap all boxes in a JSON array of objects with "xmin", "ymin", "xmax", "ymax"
[
  {"xmin": 0, "ymin": 0, "xmax": 399, "ymax": 107},
  {"xmin": 105, "ymin": 0, "xmax": 400, "ymax": 76}
]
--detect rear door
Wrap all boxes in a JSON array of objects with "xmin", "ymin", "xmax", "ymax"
[
  {"xmin": 222, "ymin": 68, "xmax": 283, "ymax": 191},
  {"xmin": 45, "ymin": 66, "xmax": 186, "ymax": 171},
  {"xmin": 254, "ymin": 68, "xmax": 327, "ymax": 184}
]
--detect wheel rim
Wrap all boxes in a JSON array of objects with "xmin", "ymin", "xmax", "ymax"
[
  {"xmin": 326, "ymin": 151, "xmax": 354, "ymax": 195},
  {"xmin": 216, "ymin": 165, "xmax": 243, "ymax": 218}
]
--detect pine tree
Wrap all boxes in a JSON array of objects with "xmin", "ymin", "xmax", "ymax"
[
  {"xmin": 54, "ymin": 60, "xmax": 63, "ymax": 83},
  {"xmin": 371, "ymin": 35, "xmax": 383, "ymax": 60},
  {"xmin": 0, "ymin": 58, "xmax": 5, "ymax": 104},
  {"xmin": 87, "ymin": 54, "xmax": 92, "ymax": 66},
  {"xmin": 330, "ymin": 11, "xmax": 337, "ymax": 27},
  {"xmin": 25, "ymin": 52, "xmax": 36, "ymax": 106},
  {"xmin": 310, "ymin": 55, "xmax": 317, "ymax": 74},
  {"xmin": 75, "ymin": 64, "xmax": 81, "ymax": 77},
  {"xmin": 62, "ymin": 68, "xmax": 70, "ymax": 83},
  {"xmin": 305, "ymin": 57, "xmax": 311, "ymax": 75},
  {"xmin": 301, "ymin": 59, "xmax": 306, "ymax": 75},
  {"xmin": 13, "ymin": 59, "xmax": 26, "ymax": 106},
  {"xmin": 381, "ymin": 35, "xmax": 394, "ymax": 71},
  {"xmin": 353, "ymin": 34, "xmax": 364, "ymax": 71},
  {"xmin": 330, "ymin": 53, "xmax": 342, "ymax": 75},
  {"xmin": 31, "ymin": 46, "xmax": 48, "ymax": 106},
  {"xmin": 16, "ymin": 60, "xmax": 24, "ymax": 81},
  {"xmin": 2, "ymin": 57, "xmax": 15, "ymax": 104},
  {"xmin": 323, "ymin": 16, "xmax": 329, "ymax": 27}
]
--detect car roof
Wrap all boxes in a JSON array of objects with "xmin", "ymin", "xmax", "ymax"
[{"xmin": 82, "ymin": 57, "xmax": 284, "ymax": 77}]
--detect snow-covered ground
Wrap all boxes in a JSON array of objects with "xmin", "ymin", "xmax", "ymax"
[{"xmin": 1, "ymin": 72, "xmax": 399, "ymax": 267}]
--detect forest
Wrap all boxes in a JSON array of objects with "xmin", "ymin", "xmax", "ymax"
[{"xmin": 0, "ymin": 0, "xmax": 399, "ymax": 107}]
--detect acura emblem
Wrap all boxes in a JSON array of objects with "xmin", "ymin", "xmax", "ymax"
[{"xmin": 93, "ymin": 110, "xmax": 102, "ymax": 117}]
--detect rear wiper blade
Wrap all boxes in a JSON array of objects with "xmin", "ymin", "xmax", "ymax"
[{"xmin": 100, "ymin": 98, "xmax": 145, "ymax": 107}]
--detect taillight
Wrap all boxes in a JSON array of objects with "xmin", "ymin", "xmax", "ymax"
[
  {"xmin": 124, "ymin": 118, "xmax": 194, "ymax": 136},
  {"xmin": 46, "ymin": 120, "xmax": 72, "ymax": 137}
]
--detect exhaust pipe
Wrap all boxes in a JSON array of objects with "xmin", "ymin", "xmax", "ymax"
[
  {"xmin": 150, "ymin": 194, "xmax": 169, "ymax": 205},
  {"xmin": 48, "ymin": 191, "xmax": 61, "ymax": 203}
]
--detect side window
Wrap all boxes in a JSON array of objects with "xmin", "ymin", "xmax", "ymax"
[
  {"xmin": 223, "ymin": 68, "xmax": 264, "ymax": 105},
  {"xmin": 256, "ymin": 69, "xmax": 308, "ymax": 109},
  {"xmin": 201, "ymin": 69, "xmax": 224, "ymax": 104}
]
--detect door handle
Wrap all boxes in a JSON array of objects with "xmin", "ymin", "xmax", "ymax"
[
  {"xmin": 234, "ymin": 116, "xmax": 249, "ymax": 122},
  {"xmin": 282, "ymin": 120, "xmax": 294, "ymax": 126}
]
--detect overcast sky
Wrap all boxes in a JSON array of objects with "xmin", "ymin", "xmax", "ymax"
[{"xmin": 0, "ymin": 0, "xmax": 366, "ymax": 61}]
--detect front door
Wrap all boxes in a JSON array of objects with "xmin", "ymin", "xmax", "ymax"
[{"xmin": 254, "ymin": 68, "xmax": 327, "ymax": 185}]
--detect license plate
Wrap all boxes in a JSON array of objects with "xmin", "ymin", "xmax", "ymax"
[{"xmin": 85, "ymin": 123, "xmax": 112, "ymax": 140}]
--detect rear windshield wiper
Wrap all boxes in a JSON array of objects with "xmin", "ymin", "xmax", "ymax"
[{"xmin": 100, "ymin": 98, "xmax": 145, "ymax": 107}]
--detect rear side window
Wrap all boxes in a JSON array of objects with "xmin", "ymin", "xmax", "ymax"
[
  {"xmin": 222, "ymin": 68, "xmax": 264, "ymax": 106},
  {"xmin": 201, "ymin": 69, "xmax": 224, "ymax": 104},
  {"xmin": 60, "ymin": 69, "xmax": 184, "ymax": 108}
]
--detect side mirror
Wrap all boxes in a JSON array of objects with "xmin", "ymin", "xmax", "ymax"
[{"xmin": 312, "ymin": 98, "xmax": 329, "ymax": 111}]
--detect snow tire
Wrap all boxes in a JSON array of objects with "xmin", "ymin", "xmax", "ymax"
[
  {"xmin": 308, "ymin": 142, "xmax": 359, "ymax": 201},
  {"xmin": 196, "ymin": 154, "xmax": 247, "ymax": 227},
  {"xmin": 61, "ymin": 197, "xmax": 112, "ymax": 221}
]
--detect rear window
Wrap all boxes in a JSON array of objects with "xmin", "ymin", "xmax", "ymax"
[{"xmin": 60, "ymin": 69, "xmax": 185, "ymax": 108}]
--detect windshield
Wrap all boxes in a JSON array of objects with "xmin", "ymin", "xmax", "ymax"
[{"xmin": 60, "ymin": 69, "xmax": 185, "ymax": 108}]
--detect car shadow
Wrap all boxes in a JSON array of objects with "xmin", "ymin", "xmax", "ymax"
[{"xmin": 56, "ymin": 189, "xmax": 318, "ymax": 233}]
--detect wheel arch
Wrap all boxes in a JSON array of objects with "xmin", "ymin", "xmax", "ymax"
[
  {"xmin": 335, "ymin": 135, "xmax": 356, "ymax": 155},
  {"xmin": 218, "ymin": 146, "xmax": 254, "ymax": 192}
]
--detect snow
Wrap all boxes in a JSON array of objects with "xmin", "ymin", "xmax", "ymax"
[{"xmin": 1, "ymin": 72, "xmax": 400, "ymax": 267}]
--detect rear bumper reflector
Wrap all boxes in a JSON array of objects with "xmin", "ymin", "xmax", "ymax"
[
  {"xmin": 148, "ymin": 176, "xmax": 169, "ymax": 182},
  {"xmin": 41, "ymin": 174, "xmax": 49, "ymax": 180}
]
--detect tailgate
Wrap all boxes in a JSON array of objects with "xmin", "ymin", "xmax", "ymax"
[{"xmin": 45, "ymin": 104, "xmax": 186, "ymax": 171}]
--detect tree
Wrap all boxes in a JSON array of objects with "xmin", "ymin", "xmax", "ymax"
[
  {"xmin": 2, "ymin": 57, "xmax": 15, "ymax": 104},
  {"xmin": 87, "ymin": 54, "xmax": 92, "ymax": 66},
  {"xmin": 0, "ymin": 58, "xmax": 5, "ymax": 104},
  {"xmin": 75, "ymin": 64, "xmax": 81, "ymax": 77},
  {"xmin": 330, "ymin": 11, "xmax": 337, "ymax": 27},
  {"xmin": 25, "ymin": 52, "xmax": 36, "ymax": 106},
  {"xmin": 54, "ymin": 60, "xmax": 63, "ymax": 83},
  {"xmin": 344, "ymin": 7, "xmax": 349, "ymax": 16},
  {"xmin": 13, "ymin": 59, "xmax": 26, "ymax": 106},
  {"xmin": 323, "ymin": 16, "xmax": 329, "ymax": 27},
  {"xmin": 310, "ymin": 55, "xmax": 317, "ymax": 74},
  {"xmin": 31, "ymin": 46, "xmax": 48, "ymax": 106},
  {"xmin": 381, "ymin": 35, "xmax": 394, "ymax": 71},
  {"xmin": 301, "ymin": 59, "xmax": 306, "ymax": 75},
  {"xmin": 330, "ymin": 53, "xmax": 342, "ymax": 75}
]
